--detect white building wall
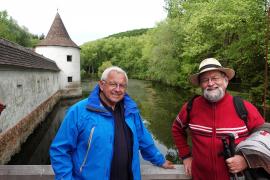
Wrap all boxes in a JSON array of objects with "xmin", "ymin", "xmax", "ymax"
[
  {"xmin": 0, "ymin": 68, "xmax": 60, "ymax": 133},
  {"xmin": 35, "ymin": 46, "xmax": 80, "ymax": 89}
]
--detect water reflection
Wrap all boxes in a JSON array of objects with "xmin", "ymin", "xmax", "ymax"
[{"xmin": 8, "ymin": 99, "xmax": 79, "ymax": 165}]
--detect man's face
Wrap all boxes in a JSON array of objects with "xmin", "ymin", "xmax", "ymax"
[
  {"xmin": 199, "ymin": 70, "xmax": 228, "ymax": 102},
  {"xmin": 99, "ymin": 71, "xmax": 127, "ymax": 107}
]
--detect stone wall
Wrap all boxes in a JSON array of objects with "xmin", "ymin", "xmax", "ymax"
[
  {"xmin": 0, "ymin": 68, "xmax": 60, "ymax": 132},
  {"xmin": 0, "ymin": 67, "xmax": 61, "ymax": 164}
]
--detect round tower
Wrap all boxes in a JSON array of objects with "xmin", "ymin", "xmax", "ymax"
[{"xmin": 35, "ymin": 12, "xmax": 81, "ymax": 91}]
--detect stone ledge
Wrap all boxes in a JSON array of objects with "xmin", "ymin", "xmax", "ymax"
[{"xmin": 0, "ymin": 165, "xmax": 191, "ymax": 180}]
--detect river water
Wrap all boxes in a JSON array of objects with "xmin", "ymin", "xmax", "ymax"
[{"xmin": 7, "ymin": 79, "xmax": 269, "ymax": 165}]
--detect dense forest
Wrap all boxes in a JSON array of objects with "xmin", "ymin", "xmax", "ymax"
[
  {"xmin": 0, "ymin": 0, "xmax": 269, "ymax": 108},
  {"xmin": 80, "ymin": 0, "xmax": 270, "ymax": 108}
]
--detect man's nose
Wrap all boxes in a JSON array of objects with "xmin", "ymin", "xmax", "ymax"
[
  {"xmin": 207, "ymin": 78, "xmax": 215, "ymax": 85},
  {"xmin": 115, "ymin": 84, "xmax": 121, "ymax": 90}
]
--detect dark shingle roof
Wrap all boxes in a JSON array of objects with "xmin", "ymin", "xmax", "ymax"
[
  {"xmin": 0, "ymin": 38, "xmax": 60, "ymax": 71},
  {"xmin": 36, "ymin": 13, "xmax": 79, "ymax": 49}
]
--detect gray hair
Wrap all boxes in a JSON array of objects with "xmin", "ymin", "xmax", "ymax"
[{"xmin": 100, "ymin": 66, "xmax": 128, "ymax": 83}]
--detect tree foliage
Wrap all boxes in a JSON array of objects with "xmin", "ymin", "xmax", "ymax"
[
  {"xmin": 81, "ymin": 35, "xmax": 147, "ymax": 79},
  {"xmin": 0, "ymin": 10, "xmax": 40, "ymax": 47},
  {"xmin": 178, "ymin": 0, "xmax": 268, "ymax": 104},
  {"xmin": 81, "ymin": 0, "xmax": 269, "ymax": 105}
]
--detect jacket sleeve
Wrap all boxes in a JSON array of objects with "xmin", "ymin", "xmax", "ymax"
[
  {"xmin": 50, "ymin": 106, "xmax": 79, "ymax": 180},
  {"xmin": 171, "ymin": 103, "xmax": 191, "ymax": 159},
  {"xmin": 133, "ymin": 113, "xmax": 166, "ymax": 166}
]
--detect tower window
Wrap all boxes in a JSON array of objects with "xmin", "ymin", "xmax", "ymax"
[
  {"xmin": 68, "ymin": 76, "xmax": 72, "ymax": 82},
  {"xmin": 67, "ymin": 55, "xmax": 72, "ymax": 62}
]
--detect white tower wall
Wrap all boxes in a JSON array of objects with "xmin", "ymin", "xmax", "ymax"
[{"xmin": 35, "ymin": 46, "xmax": 80, "ymax": 89}]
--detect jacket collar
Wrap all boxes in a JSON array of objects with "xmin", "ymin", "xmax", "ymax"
[{"xmin": 86, "ymin": 84, "xmax": 138, "ymax": 115}]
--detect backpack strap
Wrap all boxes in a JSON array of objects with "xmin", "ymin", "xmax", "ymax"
[
  {"xmin": 186, "ymin": 95, "xmax": 200, "ymax": 124},
  {"xmin": 186, "ymin": 95, "xmax": 248, "ymax": 127},
  {"xmin": 233, "ymin": 96, "xmax": 248, "ymax": 126}
]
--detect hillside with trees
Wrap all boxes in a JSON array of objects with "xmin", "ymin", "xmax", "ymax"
[
  {"xmin": 106, "ymin": 28, "xmax": 151, "ymax": 39},
  {"xmin": 0, "ymin": 10, "xmax": 41, "ymax": 47},
  {"xmin": 81, "ymin": 0, "xmax": 269, "ymax": 110}
]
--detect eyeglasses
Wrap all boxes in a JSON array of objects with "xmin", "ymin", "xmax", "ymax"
[
  {"xmin": 103, "ymin": 81, "xmax": 127, "ymax": 90},
  {"xmin": 200, "ymin": 76, "xmax": 224, "ymax": 84}
]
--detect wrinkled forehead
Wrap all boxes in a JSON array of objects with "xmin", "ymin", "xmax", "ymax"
[
  {"xmin": 199, "ymin": 70, "xmax": 224, "ymax": 79},
  {"xmin": 107, "ymin": 71, "xmax": 127, "ymax": 82}
]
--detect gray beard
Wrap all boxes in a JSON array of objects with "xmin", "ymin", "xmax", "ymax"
[{"xmin": 203, "ymin": 87, "xmax": 225, "ymax": 102}]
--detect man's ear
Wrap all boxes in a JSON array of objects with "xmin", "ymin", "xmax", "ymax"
[
  {"xmin": 224, "ymin": 76, "xmax": 229, "ymax": 86},
  {"xmin": 98, "ymin": 80, "xmax": 104, "ymax": 91}
]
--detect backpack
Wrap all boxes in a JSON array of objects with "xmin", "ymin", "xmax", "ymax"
[{"xmin": 186, "ymin": 95, "xmax": 248, "ymax": 126}]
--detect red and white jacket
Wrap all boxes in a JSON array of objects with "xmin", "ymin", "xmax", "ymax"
[{"xmin": 172, "ymin": 93, "xmax": 265, "ymax": 180}]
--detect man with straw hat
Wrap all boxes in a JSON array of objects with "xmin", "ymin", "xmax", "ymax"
[{"xmin": 172, "ymin": 58, "xmax": 265, "ymax": 180}]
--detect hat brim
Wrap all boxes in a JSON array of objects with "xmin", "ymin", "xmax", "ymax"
[{"xmin": 189, "ymin": 68, "xmax": 235, "ymax": 86}]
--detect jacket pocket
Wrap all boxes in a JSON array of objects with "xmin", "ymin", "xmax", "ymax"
[{"xmin": 79, "ymin": 126, "xmax": 95, "ymax": 173}]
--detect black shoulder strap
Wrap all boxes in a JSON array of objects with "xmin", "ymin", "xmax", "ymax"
[
  {"xmin": 186, "ymin": 95, "xmax": 200, "ymax": 123},
  {"xmin": 233, "ymin": 96, "xmax": 248, "ymax": 126}
]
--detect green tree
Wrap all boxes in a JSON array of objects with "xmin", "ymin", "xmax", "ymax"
[{"xmin": 0, "ymin": 10, "xmax": 39, "ymax": 47}]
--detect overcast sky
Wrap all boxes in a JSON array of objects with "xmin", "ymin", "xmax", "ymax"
[{"xmin": 0, "ymin": 0, "xmax": 167, "ymax": 45}]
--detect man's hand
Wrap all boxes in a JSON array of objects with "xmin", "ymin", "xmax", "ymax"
[
  {"xmin": 226, "ymin": 155, "xmax": 248, "ymax": 174},
  {"xmin": 183, "ymin": 157, "xmax": 192, "ymax": 177},
  {"xmin": 161, "ymin": 160, "xmax": 175, "ymax": 169}
]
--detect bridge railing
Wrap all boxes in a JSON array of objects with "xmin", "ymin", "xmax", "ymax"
[{"xmin": 0, "ymin": 164, "xmax": 191, "ymax": 180}]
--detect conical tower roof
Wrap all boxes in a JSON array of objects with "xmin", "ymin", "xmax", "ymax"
[{"xmin": 36, "ymin": 12, "xmax": 79, "ymax": 48}]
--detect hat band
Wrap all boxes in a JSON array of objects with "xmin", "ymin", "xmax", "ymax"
[{"xmin": 199, "ymin": 64, "xmax": 222, "ymax": 72}]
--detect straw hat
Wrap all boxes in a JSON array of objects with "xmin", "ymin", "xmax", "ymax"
[{"xmin": 189, "ymin": 58, "xmax": 235, "ymax": 86}]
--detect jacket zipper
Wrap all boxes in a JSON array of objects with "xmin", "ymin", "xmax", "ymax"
[
  {"xmin": 80, "ymin": 126, "xmax": 95, "ymax": 173},
  {"xmin": 212, "ymin": 103, "xmax": 217, "ymax": 180}
]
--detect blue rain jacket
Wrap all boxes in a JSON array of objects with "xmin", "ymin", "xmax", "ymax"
[{"xmin": 50, "ymin": 85, "xmax": 165, "ymax": 180}]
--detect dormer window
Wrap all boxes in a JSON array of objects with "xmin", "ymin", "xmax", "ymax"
[{"xmin": 67, "ymin": 55, "xmax": 72, "ymax": 62}]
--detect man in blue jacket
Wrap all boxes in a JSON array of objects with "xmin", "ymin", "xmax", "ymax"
[{"xmin": 50, "ymin": 66, "xmax": 174, "ymax": 180}]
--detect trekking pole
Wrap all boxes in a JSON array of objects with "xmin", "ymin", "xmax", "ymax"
[
  {"xmin": 228, "ymin": 134, "xmax": 235, "ymax": 155},
  {"xmin": 228, "ymin": 134, "xmax": 246, "ymax": 179},
  {"xmin": 221, "ymin": 137, "xmax": 239, "ymax": 180}
]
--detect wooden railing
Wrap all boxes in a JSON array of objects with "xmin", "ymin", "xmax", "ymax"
[{"xmin": 0, "ymin": 165, "xmax": 191, "ymax": 180}]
